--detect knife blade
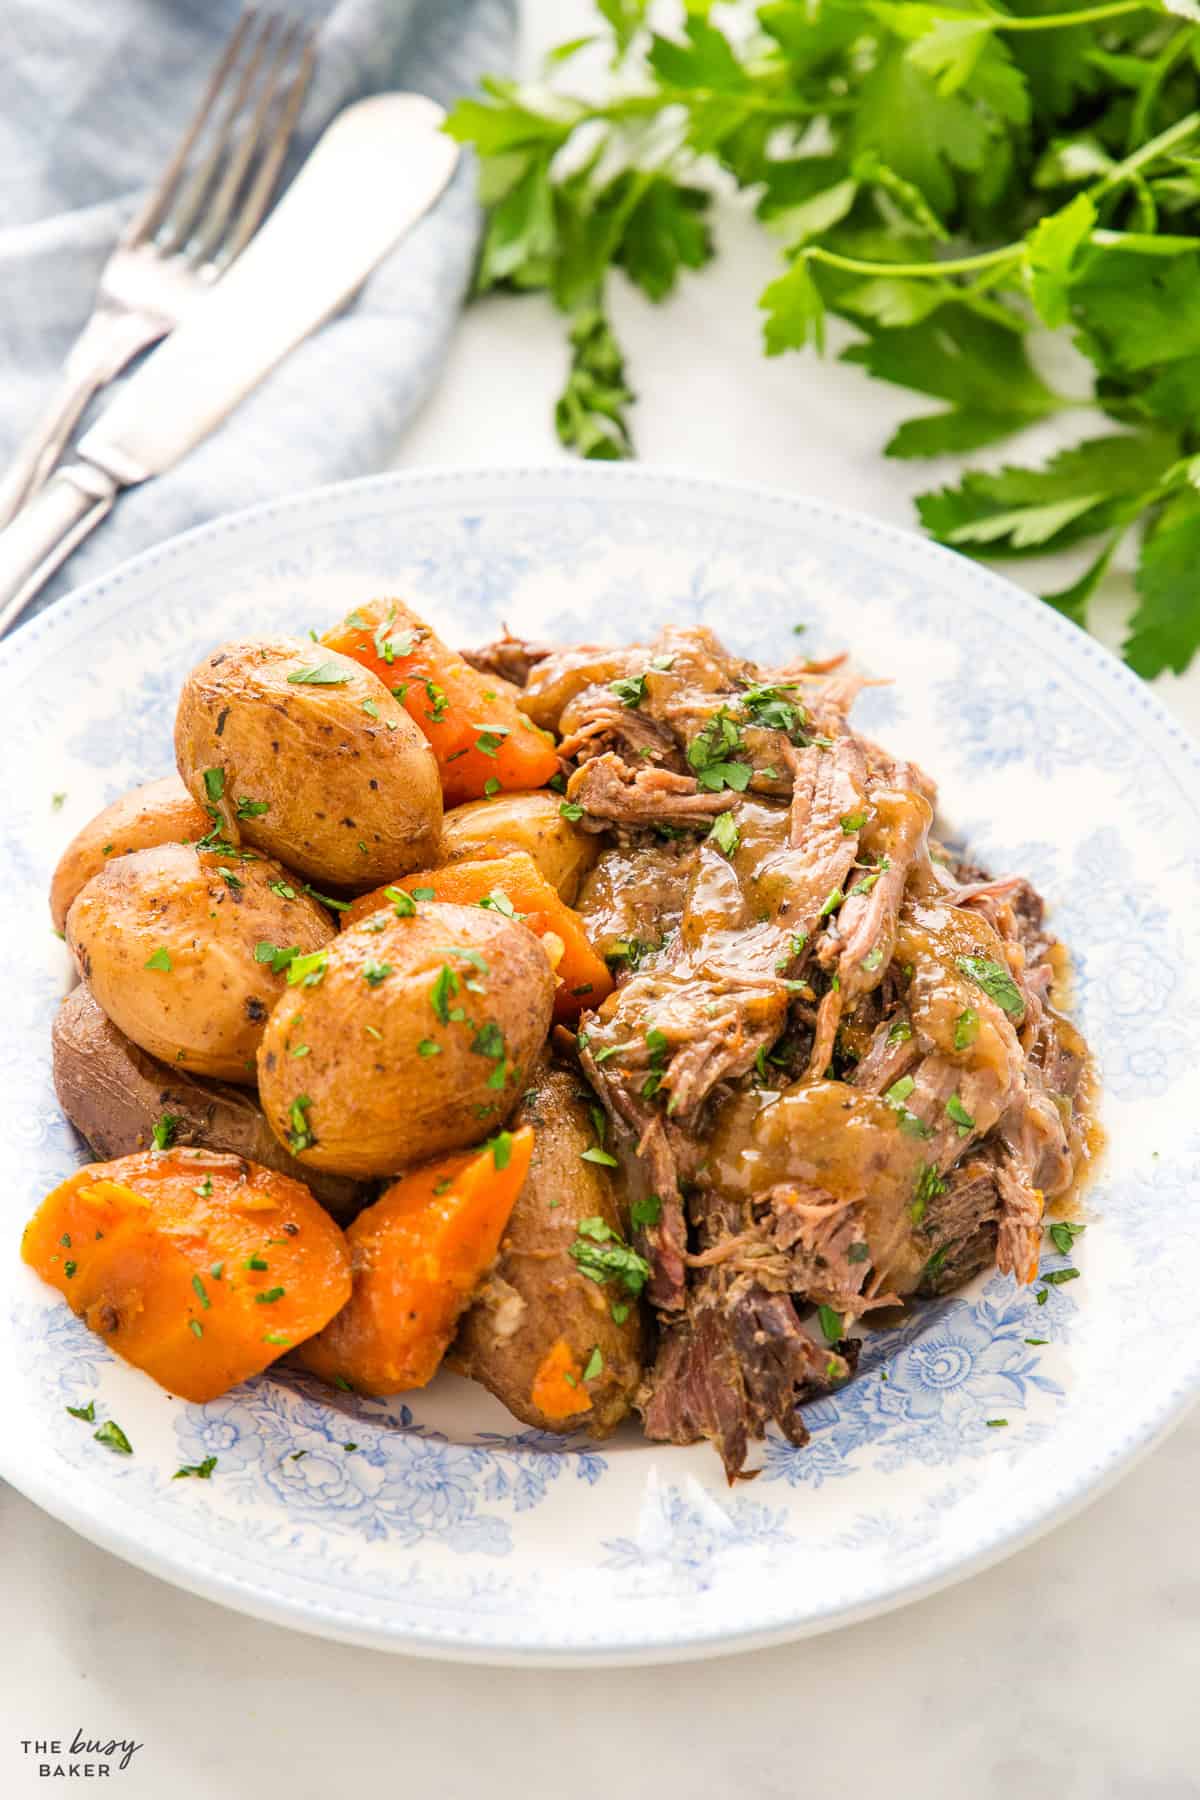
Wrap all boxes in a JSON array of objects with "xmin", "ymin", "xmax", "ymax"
[{"xmin": 0, "ymin": 92, "xmax": 459, "ymax": 634}]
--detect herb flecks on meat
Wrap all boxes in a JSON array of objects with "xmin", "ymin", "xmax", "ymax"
[{"xmin": 479, "ymin": 623, "xmax": 1095, "ymax": 1477}]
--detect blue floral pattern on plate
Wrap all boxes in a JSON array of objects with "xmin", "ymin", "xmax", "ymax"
[{"xmin": 2, "ymin": 466, "xmax": 1198, "ymax": 1662}]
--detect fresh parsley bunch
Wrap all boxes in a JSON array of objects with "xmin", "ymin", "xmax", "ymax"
[{"xmin": 446, "ymin": 0, "xmax": 1200, "ymax": 676}]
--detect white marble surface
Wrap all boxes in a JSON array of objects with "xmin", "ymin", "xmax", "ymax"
[{"xmin": 4, "ymin": 3, "xmax": 1200, "ymax": 1792}]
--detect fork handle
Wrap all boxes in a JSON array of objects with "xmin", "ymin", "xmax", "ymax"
[
  {"xmin": 0, "ymin": 462, "xmax": 118, "ymax": 637},
  {"xmin": 0, "ymin": 308, "xmax": 168, "ymax": 529}
]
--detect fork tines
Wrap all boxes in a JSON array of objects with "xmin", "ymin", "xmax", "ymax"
[{"xmin": 122, "ymin": 9, "xmax": 316, "ymax": 271}]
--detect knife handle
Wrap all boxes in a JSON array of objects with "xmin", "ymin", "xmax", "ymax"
[{"xmin": 0, "ymin": 463, "xmax": 117, "ymax": 638}]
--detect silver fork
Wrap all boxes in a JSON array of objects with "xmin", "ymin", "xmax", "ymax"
[{"xmin": 0, "ymin": 8, "xmax": 315, "ymax": 529}]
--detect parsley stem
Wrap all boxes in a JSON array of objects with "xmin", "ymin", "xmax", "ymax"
[
  {"xmin": 982, "ymin": 0, "xmax": 1152, "ymax": 25},
  {"xmin": 803, "ymin": 244, "xmax": 1023, "ymax": 281},
  {"xmin": 1092, "ymin": 109, "xmax": 1200, "ymax": 196},
  {"xmin": 1128, "ymin": 34, "xmax": 1194, "ymax": 151}
]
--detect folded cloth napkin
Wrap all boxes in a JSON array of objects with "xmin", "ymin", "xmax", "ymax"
[{"xmin": 0, "ymin": 0, "xmax": 515, "ymax": 619}]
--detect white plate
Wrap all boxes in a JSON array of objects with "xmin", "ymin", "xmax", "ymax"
[{"xmin": 2, "ymin": 465, "xmax": 1197, "ymax": 1665}]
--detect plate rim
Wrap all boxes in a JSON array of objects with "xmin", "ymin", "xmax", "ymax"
[{"xmin": 4, "ymin": 459, "xmax": 1199, "ymax": 1664}]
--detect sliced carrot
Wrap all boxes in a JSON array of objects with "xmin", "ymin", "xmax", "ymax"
[
  {"xmin": 321, "ymin": 599, "xmax": 559, "ymax": 805},
  {"xmin": 21, "ymin": 1150, "xmax": 351, "ymax": 1403},
  {"xmin": 530, "ymin": 1336, "xmax": 593, "ymax": 1422},
  {"xmin": 296, "ymin": 1126, "xmax": 534, "ymax": 1396},
  {"xmin": 341, "ymin": 851, "xmax": 613, "ymax": 1023}
]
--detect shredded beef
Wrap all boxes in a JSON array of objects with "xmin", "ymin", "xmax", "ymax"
[{"xmin": 542, "ymin": 622, "xmax": 1095, "ymax": 1478}]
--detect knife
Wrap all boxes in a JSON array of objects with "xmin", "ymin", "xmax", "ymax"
[{"xmin": 0, "ymin": 92, "xmax": 459, "ymax": 636}]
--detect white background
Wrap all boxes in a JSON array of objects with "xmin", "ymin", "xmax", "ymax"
[{"xmin": 4, "ymin": 3, "xmax": 1199, "ymax": 1794}]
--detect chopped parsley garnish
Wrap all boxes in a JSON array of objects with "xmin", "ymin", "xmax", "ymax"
[
  {"xmin": 235, "ymin": 795, "xmax": 271, "ymax": 819},
  {"xmin": 688, "ymin": 709, "xmax": 751, "ymax": 792},
  {"xmin": 302, "ymin": 883, "xmax": 350, "ymax": 912},
  {"xmin": 151, "ymin": 1111, "xmax": 180, "ymax": 1151},
  {"xmin": 66, "ymin": 1401, "xmax": 96, "ymax": 1422},
  {"xmin": 411, "ymin": 886, "xmax": 436, "ymax": 901},
  {"xmin": 946, "ymin": 1094, "xmax": 975, "ymax": 1136},
  {"xmin": 474, "ymin": 728, "xmax": 508, "ymax": 758},
  {"xmin": 424, "ymin": 679, "xmax": 449, "ymax": 722},
  {"xmin": 471, "ymin": 1021, "xmax": 505, "ymax": 1060},
  {"xmin": 255, "ymin": 1287, "xmax": 286, "ymax": 1305},
  {"xmin": 886, "ymin": 1018, "xmax": 913, "ymax": 1045},
  {"xmin": 884, "ymin": 1075, "xmax": 932, "ymax": 1139},
  {"xmin": 861, "ymin": 945, "xmax": 884, "ymax": 973},
  {"xmin": 817, "ymin": 1304, "xmax": 843, "ymax": 1340},
  {"xmin": 94, "ymin": 1420, "xmax": 133, "ymax": 1456},
  {"xmin": 431, "ymin": 963, "xmax": 460, "ymax": 1024},
  {"xmin": 255, "ymin": 940, "xmax": 299, "ymax": 974},
  {"xmin": 912, "ymin": 1163, "xmax": 948, "ymax": 1223},
  {"xmin": 559, "ymin": 801, "xmax": 584, "ymax": 821},
  {"xmin": 484, "ymin": 776, "xmax": 501, "ymax": 797},
  {"xmin": 384, "ymin": 885, "xmax": 416, "ymax": 917},
  {"xmin": 362, "ymin": 698, "xmax": 380, "ymax": 719},
  {"xmin": 1024, "ymin": 1337, "xmax": 1049, "ymax": 1346},
  {"xmin": 840, "ymin": 811, "xmax": 868, "ymax": 834},
  {"xmin": 1048, "ymin": 1220, "xmax": 1086, "ymax": 1255},
  {"xmin": 191, "ymin": 1273, "xmax": 211, "ymax": 1310},
  {"xmin": 286, "ymin": 662, "xmax": 349, "ymax": 685},
  {"xmin": 262, "ymin": 1331, "xmax": 291, "ymax": 1346},
  {"xmin": 188, "ymin": 1319, "xmax": 204, "ymax": 1339},
  {"xmin": 144, "ymin": 947, "xmax": 172, "ymax": 972},
  {"xmin": 986, "ymin": 1419, "xmax": 1009, "ymax": 1429},
  {"xmin": 569, "ymin": 1217, "xmax": 651, "ymax": 1294},
  {"xmin": 849, "ymin": 857, "xmax": 891, "ymax": 899},
  {"xmin": 708, "ymin": 810, "xmax": 740, "ymax": 857},
  {"xmin": 818, "ymin": 886, "xmax": 843, "ymax": 919},
  {"xmin": 63, "ymin": 1260, "xmax": 77, "ymax": 1278},
  {"xmin": 739, "ymin": 682, "xmax": 805, "ymax": 736},
  {"xmin": 955, "ymin": 954, "xmax": 1025, "ymax": 1021},
  {"xmin": 479, "ymin": 889, "xmax": 519, "ymax": 921},
  {"xmin": 583, "ymin": 1347, "xmax": 603, "ymax": 1382},
  {"xmin": 610, "ymin": 673, "xmax": 647, "ymax": 708},
  {"xmin": 418, "ymin": 1038, "xmax": 441, "ymax": 1057},
  {"xmin": 173, "ymin": 1456, "xmax": 217, "ymax": 1479},
  {"xmin": 287, "ymin": 1095, "xmax": 315, "ymax": 1153},
  {"xmin": 581, "ymin": 1146, "xmax": 619, "ymax": 1168},
  {"xmin": 486, "ymin": 1130, "xmax": 513, "ymax": 1171},
  {"xmin": 630, "ymin": 1194, "xmax": 662, "ymax": 1230},
  {"xmin": 285, "ymin": 949, "xmax": 328, "ymax": 988},
  {"xmin": 610, "ymin": 1301, "xmax": 631, "ymax": 1325},
  {"xmin": 1039, "ymin": 1266, "xmax": 1080, "ymax": 1285},
  {"xmin": 953, "ymin": 1008, "xmax": 980, "ymax": 1051},
  {"xmin": 245, "ymin": 1254, "xmax": 269, "ymax": 1271},
  {"xmin": 203, "ymin": 767, "xmax": 225, "ymax": 802},
  {"xmin": 361, "ymin": 960, "xmax": 393, "ymax": 987}
]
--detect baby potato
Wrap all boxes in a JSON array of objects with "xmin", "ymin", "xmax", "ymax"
[
  {"xmin": 174, "ymin": 636, "xmax": 442, "ymax": 889},
  {"xmin": 52, "ymin": 983, "xmax": 364, "ymax": 1221},
  {"xmin": 66, "ymin": 842, "xmax": 334, "ymax": 1084},
  {"xmin": 449, "ymin": 1067, "xmax": 645, "ymax": 1437},
  {"xmin": 439, "ymin": 790, "xmax": 597, "ymax": 903},
  {"xmin": 50, "ymin": 775, "xmax": 210, "ymax": 933},
  {"xmin": 257, "ymin": 900, "xmax": 555, "ymax": 1178}
]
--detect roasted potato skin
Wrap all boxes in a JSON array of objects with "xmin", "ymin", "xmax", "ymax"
[
  {"xmin": 174, "ymin": 637, "xmax": 442, "ymax": 888},
  {"xmin": 50, "ymin": 775, "xmax": 210, "ymax": 934},
  {"xmin": 66, "ymin": 842, "xmax": 334, "ymax": 1084},
  {"xmin": 52, "ymin": 984, "xmax": 364, "ymax": 1219},
  {"xmin": 257, "ymin": 900, "xmax": 555, "ymax": 1178},
  {"xmin": 439, "ymin": 790, "xmax": 597, "ymax": 903},
  {"xmin": 449, "ymin": 1066, "xmax": 645, "ymax": 1437}
]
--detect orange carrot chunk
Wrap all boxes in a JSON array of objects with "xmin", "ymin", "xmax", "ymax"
[
  {"xmin": 21, "ymin": 1150, "xmax": 351, "ymax": 1403},
  {"xmin": 296, "ymin": 1126, "xmax": 534, "ymax": 1396},
  {"xmin": 342, "ymin": 851, "xmax": 612, "ymax": 1023},
  {"xmin": 321, "ymin": 599, "xmax": 559, "ymax": 805},
  {"xmin": 530, "ymin": 1336, "xmax": 593, "ymax": 1422}
]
